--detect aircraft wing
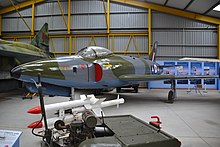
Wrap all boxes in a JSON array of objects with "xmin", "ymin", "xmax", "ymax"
[
  {"xmin": 0, "ymin": 40, "xmax": 48, "ymax": 63},
  {"xmin": 0, "ymin": 23, "xmax": 52, "ymax": 64},
  {"xmin": 119, "ymin": 74, "xmax": 219, "ymax": 82},
  {"xmin": 179, "ymin": 57, "xmax": 220, "ymax": 62}
]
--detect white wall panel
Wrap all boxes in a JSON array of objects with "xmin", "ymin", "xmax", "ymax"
[
  {"xmin": 2, "ymin": 18, "xmax": 31, "ymax": 32},
  {"xmin": 50, "ymin": 38, "xmax": 69, "ymax": 52},
  {"xmin": 111, "ymin": 13, "xmax": 148, "ymax": 29},
  {"xmin": 72, "ymin": 0, "xmax": 104, "ymax": 14},
  {"xmin": 72, "ymin": 15, "xmax": 106, "ymax": 29}
]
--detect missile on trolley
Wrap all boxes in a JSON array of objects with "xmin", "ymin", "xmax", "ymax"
[
  {"xmin": 71, "ymin": 95, "xmax": 125, "ymax": 113},
  {"xmin": 28, "ymin": 95, "xmax": 100, "ymax": 114},
  {"xmin": 27, "ymin": 95, "xmax": 124, "ymax": 128}
]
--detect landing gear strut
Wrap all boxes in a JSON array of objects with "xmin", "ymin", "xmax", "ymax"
[
  {"xmin": 116, "ymin": 87, "xmax": 121, "ymax": 93},
  {"xmin": 167, "ymin": 80, "xmax": 176, "ymax": 103},
  {"xmin": 133, "ymin": 86, "xmax": 138, "ymax": 93}
]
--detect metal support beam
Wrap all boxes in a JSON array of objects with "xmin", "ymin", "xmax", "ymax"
[
  {"xmin": 50, "ymin": 38, "xmax": 55, "ymax": 52},
  {"xmin": 111, "ymin": 35, "xmax": 115, "ymax": 52},
  {"xmin": 102, "ymin": 0, "xmax": 108, "ymax": 30},
  {"xmin": 0, "ymin": 15, "xmax": 2, "ymax": 36},
  {"xmin": 102, "ymin": 0, "xmax": 110, "ymax": 49},
  {"xmin": 0, "ymin": 0, "xmax": 44, "ymax": 15},
  {"xmin": 88, "ymin": 36, "xmax": 97, "ymax": 46},
  {"xmin": 218, "ymin": 25, "xmax": 220, "ymax": 60},
  {"xmin": 124, "ymin": 36, "xmax": 132, "ymax": 55},
  {"xmin": 112, "ymin": 0, "xmax": 220, "ymax": 25},
  {"xmin": 164, "ymin": 0, "xmax": 169, "ymax": 6},
  {"xmin": 68, "ymin": 0, "xmax": 71, "ymax": 34},
  {"xmin": 107, "ymin": 0, "xmax": 110, "ymax": 34},
  {"xmin": 74, "ymin": 36, "xmax": 77, "ymax": 54},
  {"xmin": 57, "ymin": 0, "xmax": 68, "ymax": 30},
  {"xmin": 108, "ymin": 35, "xmax": 110, "ymax": 49},
  {"xmin": 69, "ymin": 36, "xmax": 72, "ymax": 55},
  {"xmin": 107, "ymin": 0, "xmax": 110, "ymax": 49},
  {"xmin": 148, "ymin": 8, "xmax": 151, "ymax": 56},
  {"xmin": 64, "ymin": 37, "xmax": 67, "ymax": 52},
  {"xmin": 88, "ymin": 37, "xmax": 93, "ymax": 46},
  {"xmin": 31, "ymin": 3, "xmax": 35, "ymax": 36},
  {"xmin": 2, "ymin": 32, "xmax": 148, "ymax": 39},
  {"xmin": 184, "ymin": 0, "xmax": 195, "ymax": 10},
  {"xmin": 9, "ymin": 0, "xmax": 32, "ymax": 32},
  {"xmin": 132, "ymin": 36, "xmax": 140, "ymax": 57}
]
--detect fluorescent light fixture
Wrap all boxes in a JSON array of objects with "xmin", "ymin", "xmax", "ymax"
[{"xmin": 213, "ymin": 4, "xmax": 220, "ymax": 12}]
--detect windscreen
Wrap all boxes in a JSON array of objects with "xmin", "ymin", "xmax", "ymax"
[{"xmin": 77, "ymin": 46, "xmax": 113, "ymax": 58}]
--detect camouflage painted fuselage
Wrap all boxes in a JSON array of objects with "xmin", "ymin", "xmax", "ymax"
[{"xmin": 11, "ymin": 47, "xmax": 161, "ymax": 90}]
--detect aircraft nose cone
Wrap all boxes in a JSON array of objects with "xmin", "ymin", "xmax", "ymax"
[{"xmin": 11, "ymin": 67, "xmax": 21, "ymax": 79}]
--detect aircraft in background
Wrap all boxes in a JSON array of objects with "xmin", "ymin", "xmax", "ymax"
[
  {"xmin": 10, "ymin": 41, "xmax": 219, "ymax": 103},
  {"xmin": 0, "ymin": 23, "xmax": 53, "ymax": 64}
]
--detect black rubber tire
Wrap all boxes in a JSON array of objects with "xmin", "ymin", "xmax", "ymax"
[
  {"xmin": 54, "ymin": 120, "xmax": 65, "ymax": 130},
  {"xmin": 168, "ymin": 90, "xmax": 174, "ymax": 102},
  {"xmin": 133, "ymin": 86, "xmax": 138, "ymax": 93}
]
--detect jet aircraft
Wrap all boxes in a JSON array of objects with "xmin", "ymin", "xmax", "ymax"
[{"xmin": 10, "ymin": 41, "xmax": 219, "ymax": 102}]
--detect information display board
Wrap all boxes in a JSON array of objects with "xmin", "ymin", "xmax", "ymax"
[
  {"xmin": 0, "ymin": 130, "xmax": 22, "ymax": 147},
  {"xmin": 148, "ymin": 61, "xmax": 218, "ymax": 89}
]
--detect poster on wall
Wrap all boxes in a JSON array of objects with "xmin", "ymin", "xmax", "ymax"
[
  {"xmin": 177, "ymin": 62, "xmax": 189, "ymax": 84},
  {"xmin": 163, "ymin": 62, "xmax": 175, "ymax": 84},
  {"xmin": 190, "ymin": 62, "xmax": 202, "ymax": 84},
  {"xmin": 204, "ymin": 62, "xmax": 215, "ymax": 85}
]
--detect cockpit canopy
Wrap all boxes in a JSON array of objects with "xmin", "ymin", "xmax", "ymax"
[{"xmin": 76, "ymin": 46, "xmax": 113, "ymax": 59}]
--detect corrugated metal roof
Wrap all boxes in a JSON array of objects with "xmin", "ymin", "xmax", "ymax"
[
  {"xmin": 0, "ymin": 0, "xmax": 28, "ymax": 7},
  {"xmin": 142, "ymin": 0, "xmax": 220, "ymax": 18},
  {"xmin": 0, "ymin": 0, "xmax": 219, "ymax": 19}
]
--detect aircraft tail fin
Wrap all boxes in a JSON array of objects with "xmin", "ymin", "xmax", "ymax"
[
  {"xmin": 149, "ymin": 41, "xmax": 158, "ymax": 62},
  {"xmin": 31, "ymin": 23, "xmax": 49, "ymax": 52}
]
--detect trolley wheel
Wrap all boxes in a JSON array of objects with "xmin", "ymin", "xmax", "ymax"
[{"xmin": 54, "ymin": 120, "xmax": 65, "ymax": 130}]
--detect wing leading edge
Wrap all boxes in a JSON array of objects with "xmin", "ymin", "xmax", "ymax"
[
  {"xmin": 119, "ymin": 74, "xmax": 219, "ymax": 82},
  {"xmin": 0, "ymin": 23, "xmax": 51, "ymax": 64}
]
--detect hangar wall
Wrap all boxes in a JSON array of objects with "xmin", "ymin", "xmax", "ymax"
[{"xmin": 1, "ymin": 0, "xmax": 218, "ymax": 61}]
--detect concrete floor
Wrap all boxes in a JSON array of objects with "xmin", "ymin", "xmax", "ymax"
[{"xmin": 0, "ymin": 88, "xmax": 220, "ymax": 147}]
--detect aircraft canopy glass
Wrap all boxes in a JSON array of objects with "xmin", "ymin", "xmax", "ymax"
[{"xmin": 77, "ymin": 46, "xmax": 113, "ymax": 58}]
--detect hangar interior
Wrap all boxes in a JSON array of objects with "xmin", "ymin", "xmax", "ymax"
[
  {"xmin": 0, "ymin": 0, "xmax": 220, "ymax": 147},
  {"xmin": 0, "ymin": 0, "xmax": 220, "ymax": 91}
]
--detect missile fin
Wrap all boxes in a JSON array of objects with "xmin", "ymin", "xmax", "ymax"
[
  {"xmin": 80, "ymin": 95, "xmax": 87, "ymax": 101},
  {"xmin": 84, "ymin": 104, "xmax": 92, "ymax": 109},
  {"xmin": 94, "ymin": 98, "xmax": 106, "ymax": 105},
  {"xmin": 91, "ymin": 108, "xmax": 104, "ymax": 117},
  {"xmin": 88, "ymin": 95, "xmax": 100, "ymax": 104},
  {"xmin": 117, "ymin": 95, "xmax": 120, "ymax": 108}
]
